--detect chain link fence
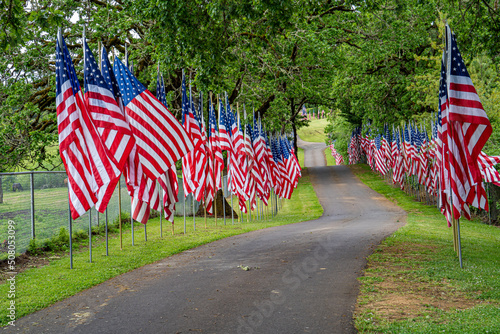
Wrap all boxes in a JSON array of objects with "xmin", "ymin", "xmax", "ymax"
[{"xmin": 0, "ymin": 172, "xmax": 221, "ymax": 255}]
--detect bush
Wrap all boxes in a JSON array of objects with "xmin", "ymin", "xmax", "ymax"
[
  {"xmin": 26, "ymin": 239, "xmax": 40, "ymax": 256},
  {"xmin": 113, "ymin": 211, "xmax": 130, "ymax": 228}
]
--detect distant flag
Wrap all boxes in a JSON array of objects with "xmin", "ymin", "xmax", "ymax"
[
  {"xmin": 209, "ymin": 96, "xmax": 224, "ymax": 191},
  {"xmin": 218, "ymin": 95, "xmax": 231, "ymax": 151},
  {"xmin": 156, "ymin": 64, "xmax": 168, "ymax": 109},
  {"xmin": 193, "ymin": 91, "xmax": 208, "ymax": 203},
  {"xmin": 180, "ymin": 72, "xmax": 203, "ymax": 197}
]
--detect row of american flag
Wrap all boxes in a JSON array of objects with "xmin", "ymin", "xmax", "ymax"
[
  {"xmin": 55, "ymin": 29, "xmax": 301, "ymax": 225},
  {"xmin": 344, "ymin": 25, "xmax": 498, "ymax": 227}
]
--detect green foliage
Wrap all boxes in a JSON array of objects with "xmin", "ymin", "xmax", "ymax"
[
  {"xmin": 324, "ymin": 110, "xmax": 351, "ymax": 161},
  {"xmin": 113, "ymin": 211, "xmax": 131, "ymax": 227},
  {"xmin": 26, "ymin": 227, "xmax": 70, "ymax": 255},
  {"xmin": 2, "ymin": 0, "xmax": 500, "ymax": 170}
]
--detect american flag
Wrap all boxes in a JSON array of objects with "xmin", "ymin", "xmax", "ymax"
[
  {"xmin": 158, "ymin": 166, "xmax": 178, "ymax": 222},
  {"xmin": 478, "ymin": 152, "xmax": 500, "ymax": 186},
  {"xmin": 270, "ymin": 136, "xmax": 283, "ymax": 196},
  {"xmin": 265, "ymin": 134, "xmax": 278, "ymax": 190},
  {"xmin": 251, "ymin": 114, "xmax": 266, "ymax": 203},
  {"xmin": 244, "ymin": 122, "xmax": 257, "ymax": 211},
  {"xmin": 256, "ymin": 117, "xmax": 271, "ymax": 201},
  {"xmin": 226, "ymin": 103, "xmax": 245, "ymax": 199},
  {"xmin": 209, "ymin": 97, "xmax": 224, "ymax": 191},
  {"xmin": 83, "ymin": 41, "xmax": 136, "ymax": 213},
  {"xmin": 156, "ymin": 67, "xmax": 168, "ymax": 109},
  {"xmin": 279, "ymin": 137, "xmax": 294, "ymax": 199},
  {"xmin": 101, "ymin": 48, "xmax": 146, "ymax": 224},
  {"xmin": 392, "ymin": 127, "xmax": 405, "ymax": 189},
  {"xmin": 259, "ymin": 121, "xmax": 272, "ymax": 198},
  {"xmin": 329, "ymin": 141, "xmax": 344, "ymax": 165},
  {"xmin": 193, "ymin": 91, "xmax": 208, "ymax": 203},
  {"xmin": 113, "ymin": 58, "xmax": 193, "ymax": 179},
  {"xmin": 155, "ymin": 69, "xmax": 179, "ymax": 222},
  {"xmin": 218, "ymin": 95, "xmax": 231, "ymax": 151},
  {"xmin": 375, "ymin": 134, "xmax": 388, "ymax": 175},
  {"xmin": 180, "ymin": 73, "xmax": 202, "ymax": 196},
  {"xmin": 444, "ymin": 24, "xmax": 492, "ymax": 219},
  {"xmin": 56, "ymin": 31, "xmax": 98, "ymax": 219},
  {"xmin": 286, "ymin": 138, "xmax": 301, "ymax": 188}
]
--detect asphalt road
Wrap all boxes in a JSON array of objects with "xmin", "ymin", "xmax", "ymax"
[{"xmin": 4, "ymin": 138, "xmax": 406, "ymax": 334}]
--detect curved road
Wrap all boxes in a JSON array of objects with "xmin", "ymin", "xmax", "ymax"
[{"xmin": 5, "ymin": 139, "xmax": 406, "ymax": 334}]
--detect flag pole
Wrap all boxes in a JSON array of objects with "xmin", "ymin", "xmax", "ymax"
[
  {"xmin": 130, "ymin": 197, "xmax": 134, "ymax": 246},
  {"xmin": 160, "ymin": 187, "xmax": 163, "ymax": 237},
  {"xmin": 210, "ymin": 92, "xmax": 218, "ymax": 226},
  {"xmin": 230, "ymin": 96, "xmax": 235, "ymax": 226},
  {"xmin": 219, "ymin": 94, "xmax": 226, "ymax": 226},
  {"xmin": 445, "ymin": 24, "xmax": 463, "ymax": 268},
  {"xmin": 67, "ymin": 182, "xmax": 73, "ymax": 269},
  {"xmin": 98, "ymin": 41, "xmax": 109, "ymax": 256},
  {"xmin": 89, "ymin": 208, "xmax": 92, "ymax": 263},
  {"xmin": 201, "ymin": 92, "xmax": 208, "ymax": 230},
  {"xmin": 183, "ymin": 188, "xmax": 187, "ymax": 234},
  {"xmin": 189, "ymin": 79, "xmax": 196, "ymax": 231},
  {"xmin": 457, "ymin": 218, "xmax": 463, "ymax": 268},
  {"xmin": 105, "ymin": 208, "xmax": 109, "ymax": 256}
]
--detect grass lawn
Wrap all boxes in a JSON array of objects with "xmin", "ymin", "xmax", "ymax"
[
  {"xmin": 350, "ymin": 164, "xmax": 500, "ymax": 333},
  {"xmin": 0, "ymin": 170, "xmax": 322, "ymax": 326},
  {"xmin": 324, "ymin": 147, "xmax": 336, "ymax": 166},
  {"xmin": 297, "ymin": 118, "xmax": 329, "ymax": 143},
  {"xmin": 297, "ymin": 147, "xmax": 305, "ymax": 167}
]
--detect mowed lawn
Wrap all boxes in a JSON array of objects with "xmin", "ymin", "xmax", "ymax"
[
  {"xmin": 351, "ymin": 164, "xmax": 500, "ymax": 333},
  {"xmin": 0, "ymin": 171, "xmax": 322, "ymax": 326},
  {"xmin": 297, "ymin": 118, "xmax": 329, "ymax": 143}
]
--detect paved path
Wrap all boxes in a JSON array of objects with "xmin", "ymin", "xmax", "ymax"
[{"xmin": 4, "ymin": 139, "xmax": 406, "ymax": 334}]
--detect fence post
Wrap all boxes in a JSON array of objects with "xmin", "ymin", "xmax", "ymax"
[{"xmin": 30, "ymin": 172, "xmax": 35, "ymax": 239}]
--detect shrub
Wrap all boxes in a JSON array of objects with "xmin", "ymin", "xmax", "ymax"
[{"xmin": 113, "ymin": 211, "xmax": 130, "ymax": 228}]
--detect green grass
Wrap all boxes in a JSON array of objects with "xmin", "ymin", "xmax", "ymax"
[
  {"xmin": 297, "ymin": 118, "xmax": 329, "ymax": 143},
  {"xmin": 297, "ymin": 147, "xmax": 305, "ymax": 168},
  {"xmin": 0, "ymin": 171, "xmax": 322, "ymax": 326},
  {"xmin": 324, "ymin": 147, "xmax": 336, "ymax": 166},
  {"xmin": 351, "ymin": 164, "xmax": 500, "ymax": 333}
]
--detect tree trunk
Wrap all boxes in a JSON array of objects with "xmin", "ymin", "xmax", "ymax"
[{"xmin": 195, "ymin": 189, "xmax": 238, "ymax": 218}]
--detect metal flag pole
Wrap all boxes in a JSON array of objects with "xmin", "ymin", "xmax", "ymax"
[
  {"xmin": 160, "ymin": 186, "xmax": 163, "ymax": 237},
  {"xmin": 144, "ymin": 223, "xmax": 147, "ymax": 242},
  {"xmin": 67, "ymin": 182, "xmax": 73, "ymax": 269},
  {"xmin": 89, "ymin": 208, "xmax": 92, "ymax": 263},
  {"xmin": 201, "ymin": 91, "xmax": 208, "ymax": 230},
  {"xmin": 119, "ymin": 179, "xmax": 123, "ymax": 250},
  {"xmin": 193, "ymin": 195, "xmax": 196, "ymax": 230},
  {"xmin": 183, "ymin": 190, "xmax": 187, "ymax": 234},
  {"xmin": 457, "ymin": 218, "xmax": 463, "ymax": 268},
  {"xmin": 130, "ymin": 197, "xmax": 134, "ymax": 246},
  {"xmin": 445, "ymin": 24, "xmax": 463, "ymax": 269},
  {"xmin": 105, "ymin": 208, "xmax": 109, "ymax": 256},
  {"xmin": 220, "ymin": 95, "xmax": 226, "ymax": 226},
  {"xmin": 211, "ymin": 92, "xmax": 218, "ymax": 226}
]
